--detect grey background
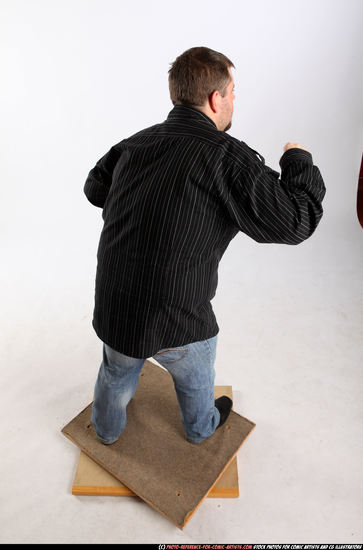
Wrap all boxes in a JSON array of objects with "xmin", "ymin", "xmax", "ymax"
[{"xmin": 1, "ymin": 0, "xmax": 362, "ymax": 543}]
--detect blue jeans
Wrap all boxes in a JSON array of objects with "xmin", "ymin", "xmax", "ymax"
[{"xmin": 91, "ymin": 335, "xmax": 220, "ymax": 444}]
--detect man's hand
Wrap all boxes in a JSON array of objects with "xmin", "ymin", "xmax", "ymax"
[{"xmin": 283, "ymin": 142, "xmax": 310, "ymax": 153}]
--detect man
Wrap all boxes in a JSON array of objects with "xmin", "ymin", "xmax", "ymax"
[{"xmin": 84, "ymin": 46, "xmax": 326, "ymax": 445}]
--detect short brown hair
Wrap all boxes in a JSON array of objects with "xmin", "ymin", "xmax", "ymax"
[{"xmin": 168, "ymin": 46, "xmax": 235, "ymax": 107}]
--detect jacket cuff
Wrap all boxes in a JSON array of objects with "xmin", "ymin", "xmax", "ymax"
[{"xmin": 279, "ymin": 148, "xmax": 313, "ymax": 170}]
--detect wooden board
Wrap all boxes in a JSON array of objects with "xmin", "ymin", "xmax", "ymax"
[
  {"xmin": 72, "ymin": 386, "xmax": 239, "ymax": 498},
  {"xmin": 62, "ymin": 360, "xmax": 256, "ymax": 529}
]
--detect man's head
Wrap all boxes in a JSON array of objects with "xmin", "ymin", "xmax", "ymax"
[{"xmin": 168, "ymin": 46, "xmax": 236, "ymax": 132}]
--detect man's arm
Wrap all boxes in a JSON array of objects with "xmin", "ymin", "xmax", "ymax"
[
  {"xmin": 226, "ymin": 147, "xmax": 326, "ymax": 244},
  {"xmin": 83, "ymin": 142, "xmax": 124, "ymax": 208}
]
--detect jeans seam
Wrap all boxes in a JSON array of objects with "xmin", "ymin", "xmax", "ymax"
[{"xmin": 205, "ymin": 339, "xmax": 212, "ymax": 371}]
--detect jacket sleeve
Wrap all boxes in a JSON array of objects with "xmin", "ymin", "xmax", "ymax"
[
  {"xmin": 226, "ymin": 147, "xmax": 326, "ymax": 244},
  {"xmin": 83, "ymin": 143, "xmax": 124, "ymax": 208}
]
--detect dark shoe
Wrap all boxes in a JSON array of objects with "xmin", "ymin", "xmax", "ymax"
[{"xmin": 215, "ymin": 396, "xmax": 233, "ymax": 428}]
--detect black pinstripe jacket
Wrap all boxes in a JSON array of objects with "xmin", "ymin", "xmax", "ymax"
[{"xmin": 84, "ymin": 104, "xmax": 326, "ymax": 358}]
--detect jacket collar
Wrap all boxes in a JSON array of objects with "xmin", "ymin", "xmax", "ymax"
[{"xmin": 166, "ymin": 104, "xmax": 218, "ymax": 130}]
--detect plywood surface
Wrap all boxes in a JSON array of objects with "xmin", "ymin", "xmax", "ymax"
[
  {"xmin": 62, "ymin": 360, "xmax": 256, "ymax": 529},
  {"xmin": 72, "ymin": 386, "xmax": 239, "ymax": 498}
]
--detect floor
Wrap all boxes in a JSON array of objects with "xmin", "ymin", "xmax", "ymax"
[{"xmin": 1, "ymin": 219, "xmax": 362, "ymax": 544}]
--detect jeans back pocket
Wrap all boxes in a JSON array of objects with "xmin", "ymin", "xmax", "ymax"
[{"xmin": 153, "ymin": 346, "xmax": 188, "ymax": 363}]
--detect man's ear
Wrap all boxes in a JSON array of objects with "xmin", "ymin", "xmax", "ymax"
[{"xmin": 208, "ymin": 89, "xmax": 220, "ymax": 114}]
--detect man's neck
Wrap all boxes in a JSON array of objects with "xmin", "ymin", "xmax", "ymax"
[{"xmin": 191, "ymin": 105, "xmax": 219, "ymax": 129}]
